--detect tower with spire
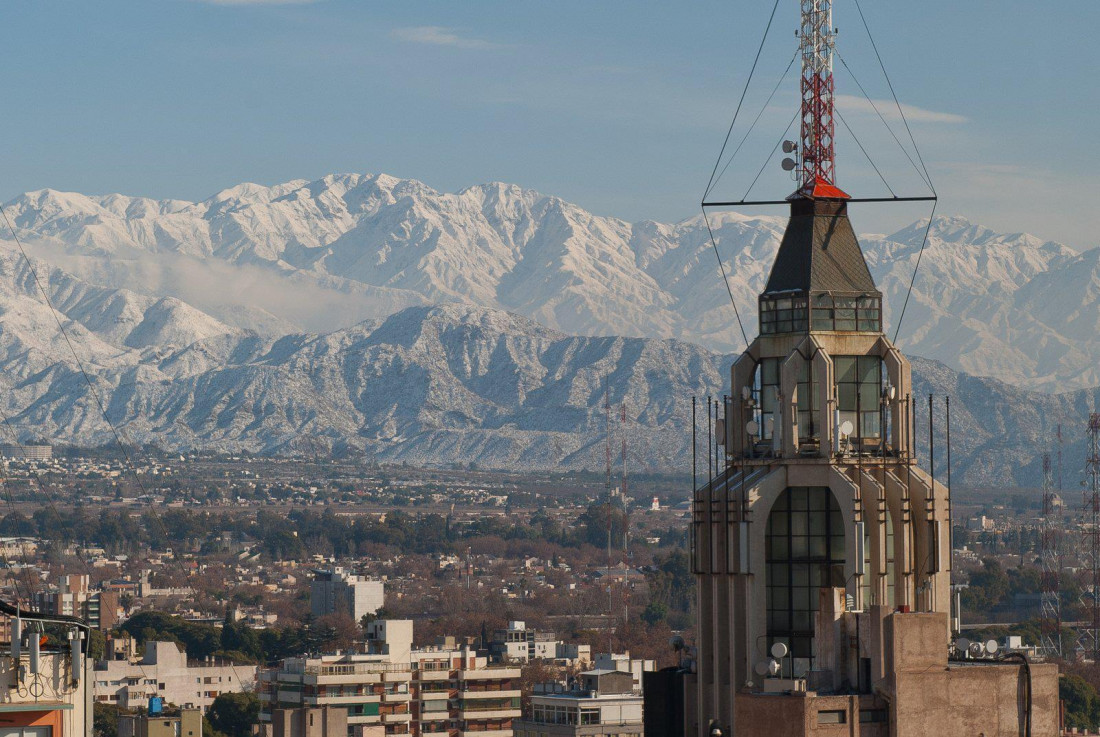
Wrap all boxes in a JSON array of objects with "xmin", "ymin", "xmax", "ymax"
[{"xmin": 686, "ymin": 2, "xmax": 1060, "ymax": 735}]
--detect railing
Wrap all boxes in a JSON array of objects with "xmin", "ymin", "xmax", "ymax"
[{"xmin": 293, "ymin": 662, "xmax": 411, "ymax": 676}]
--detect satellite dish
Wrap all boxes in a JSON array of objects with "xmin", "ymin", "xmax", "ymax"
[
  {"xmin": 768, "ymin": 659, "xmax": 782, "ymax": 676},
  {"xmin": 969, "ymin": 642, "xmax": 984, "ymax": 657},
  {"xmin": 770, "ymin": 642, "xmax": 789, "ymax": 659},
  {"xmin": 839, "ymin": 420, "xmax": 854, "ymax": 437},
  {"xmin": 741, "ymin": 386, "xmax": 752, "ymax": 401},
  {"xmin": 669, "ymin": 636, "xmax": 685, "ymax": 652},
  {"xmin": 782, "ymin": 140, "xmax": 798, "ymax": 153},
  {"xmin": 781, "ymin": 158, "xmax": 797, "ymax": 172},
  {"xmin": 956, "ymin": 637, "xmax": 971, "ymax": 654},
  {"xmin": 754, "ymin": 661, "xmax": 769, "ymax": 676},
  {"xmin": 888, "ymin": 386, "xmax": 897, "ymax": 400},
  {"xmin": 985, "ymin": 639, "xmax": 999, "ymax": 655},
  {"xmin": 746, "ymin": 421, "xmax": 760, "ymax": 436}
]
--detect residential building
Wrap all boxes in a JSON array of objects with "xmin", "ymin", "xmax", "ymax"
[
  {"xmin": 514, "ymin": 671, "xmax": 643, "ymax": 737},
  {"xmin": 33, "ymin": 574, "xmax": 120, "ymax": 631},
  {"xmin": 93, "ymin": 640, "xmax": 258, "ymax": 712},
  {"xmin": 311, "ymin": 568, "xmax": 384, "ymax": 622},
  {"xmin": 0, "ymin": 608, "xmax": 92, "ymax": 737},
  {"xmin": 119, "ymin": 709, "xmax": 203, "ymax": 737},
  {"xmin": 259, "ymin": 619, "xmax": 521, "ymax": 737},
  {"xmin": 489, "ymin": 622, "xmax": 589, "ymax": 667},
  {"xmin": 267, "ymin": 707, "xmax": 347, "ymax": 737},
  {"xmin": 0, "ymin": 443, "xmax": 52, "ymax": 460}
]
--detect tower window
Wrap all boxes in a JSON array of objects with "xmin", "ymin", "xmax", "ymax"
[
  {"xmin": 760, "ymin": 294, "xmax": 808, "ymax": 334},
  {"xmin": 810, "ymin": 294, "xmax": 881, "ymax": 332},
  {"xmin": 765, "ymin": 487, "xmax": 845, "ymax": 667},
  {"xmin": 834, "ymin": 356, "xmax": 884, "ymax": 442}
]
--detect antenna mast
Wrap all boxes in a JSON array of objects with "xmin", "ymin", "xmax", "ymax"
[
  {"xmin": 1083, "ymin": 413, "xmax": 1100, "ymax": 659},
  {"xmin": 798, "ymin": 0, "xmax": 847, "ymax": 199},
  {"xmin": 1040, "ymin": 453, "xmax": 1061, "ymax": 658}
]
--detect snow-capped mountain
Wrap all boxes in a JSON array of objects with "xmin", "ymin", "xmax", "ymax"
[{"xmin": 6, "ymin": 173, "xmax": 1093, "ymax": 391}]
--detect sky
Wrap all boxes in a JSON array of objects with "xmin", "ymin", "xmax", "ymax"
[{"xmin": 0, "ymin": 0, "xmax": 1095, "ymax": 247}]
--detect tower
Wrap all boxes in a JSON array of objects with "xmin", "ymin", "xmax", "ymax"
[
  {"xmin": 1039, "ymin": 453, "xmax": 1061, "ymax": 658},
  {"xmin": 687, "ymin": 2, "xmax": 1060, "ymax": 735}
]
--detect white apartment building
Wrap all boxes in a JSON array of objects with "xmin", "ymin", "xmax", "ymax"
[
  {"xmin": 311, "ymin": 568, "xmax": 385, "ymax": 622},
  {"xmin": 514, "ymin": 671, "xmax": 644, "ymax": 737},
  {"xmin": 489, "ymin": 622, "xmax": 590, "ymax": 667},
  {"xmin": 260, "ymin": 619, "xmax": 521, "ymax": 737},
  {"xmin": 93, "ymin": 640, "xmax": 258, "ymax": 712}
]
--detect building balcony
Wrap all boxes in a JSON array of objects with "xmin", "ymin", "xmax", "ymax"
[
  {"xmin": 347, "ymin": 715, "xmax": 382, "ymax": 725},
  {"xmin": 459, "ymin": 730, "xmax": 512, "ymax": 737},
  {"xmin": 382, "ymin": 692, "xmax": 411, "ymax": 703},
  {"xmin": 458, "ymin": 668, "xmax": 521, "ymax": 681},
  {"xmin": 459, "ymin": 690, "xmax": 521, "ymax": 700},
  {"xmin": 417, "ymin": 670, "xmax": 454, "ymax": 682},
  {"xmin": 383, "ymin": 671, "xmax": 412, "ymax": 683},
  {"xmin": 381, "ymin": 712, "xmax": 411, "ymax": 724},
  {"xmin": 458, "ymin": 708, "xmax": 520, "ymax": 720},
  {"xmin": 301, "ymin": 694, "xmax": 381, "ymax": 706},
  {"xmin": 420, "ymin": 731, "xmax": 451, "ymax": 737}
]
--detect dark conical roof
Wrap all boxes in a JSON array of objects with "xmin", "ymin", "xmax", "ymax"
[{"xmin": 763, "ymin": 198, "xmax": 878, "ymax": 295}]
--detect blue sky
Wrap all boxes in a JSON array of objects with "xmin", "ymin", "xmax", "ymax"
[{"xmin": 0, "ymin": 0, "xmax": 1095, "ymax": 247}]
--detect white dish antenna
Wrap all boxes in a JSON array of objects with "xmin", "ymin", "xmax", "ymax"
[
  {"xmin": 746, "ymin": 420, "xmax": 760, "ymax": 436},
  {"xmin": 839, "ymin": 420, "xmax": 854, "ymax": 437},
  {"xmin": 768, "ymin": 659, "xmax": 782, "ymax": 676},
  {"xmin": 956, "ymin": 637, "xmax": 971, "ymax": 654},
  {"xmin": 754, "ymin": 661, "xmax": 769, "ymax": 676},
  {"xmin": 770, "ymin": 642, "xmax": 789, "ymax": 659},
  {"xmin": 984, "ymin": 639, "xmax": 999, "ymax": 655}
]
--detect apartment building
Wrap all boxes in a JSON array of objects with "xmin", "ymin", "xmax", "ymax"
[
  {"xmin": 93, "ymin": 640, "xmax": 258, "ymax": 712},
  {"xmin": 33, "ymin": 574, "xmax": 121, "ymax": 631},
  {"xmin": 259, "ymin": 619, "xmax": 521, "ymax": 737},
  {"xmin": 311, "ymin": 568, "xmax": 384, "ymax": 622},
  {"xmin": 513, "ymin": 671, "xmax": 643, "ymax": 737},
  {"xmin": 488, "ymin": 622, "xmax": 589, "ymax": 667}
]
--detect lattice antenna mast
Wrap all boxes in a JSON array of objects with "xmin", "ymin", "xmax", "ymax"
[
  {"xmin": 1083, "ymin": 413, "xmax": 1100, "ymax": 659},
  {"xmin": 798, "ymin": 0, "xmax": 844, "ymax": 197},
  {"xmin": 1040, "ymin": 453, "xmax": 1062, "ymax": 658}
]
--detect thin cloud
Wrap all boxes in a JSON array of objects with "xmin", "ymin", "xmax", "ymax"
[
  {"xmin": 391, "ymin": 26, "xmax": 503, "ymax": 50},
  {"xmin": 836, "ymin": 94, "xmax": 967, "ymax": 124}
]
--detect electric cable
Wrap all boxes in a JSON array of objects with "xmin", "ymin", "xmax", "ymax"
[
  {"xmin": 703, "ymin": 0, "xmax": 784, "ymax": 201},
  {"xmin": 710, "ymin": 52, "xmax": 798, "ymax": 195},
  {"xmin": 834, "ymin": 107, "xmax": 895, "ymax": 198}
]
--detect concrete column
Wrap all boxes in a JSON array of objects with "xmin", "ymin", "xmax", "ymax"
[{"xmin": 811, "ymin": 348, "xmax": 834, "ymax": 458}]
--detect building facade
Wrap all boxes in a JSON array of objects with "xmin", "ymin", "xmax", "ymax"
[
  {"xmin": 33, "ymin": 575, "xmax": 120, "ymax": 632},
  {"xmin": 311, "ymin": 568, "xmax": 385, "ymax": 623},
  {"xmin": 514, "ymin": 671, "xmax": 643, "ymax": 737},
  {"xmin": 119, "ymin": 709, "xmax": 203, "ymax": 737},
  {"xmin": 259, "ymin": 620, "xmax": 521, "ymax": 737},
  {"xmin": 93, "ymin": 640, "xmax": 257, "ymax": 712}
]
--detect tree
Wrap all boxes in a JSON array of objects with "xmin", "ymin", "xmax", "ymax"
[
  {"xmin": 207, "ymin": 692, "xmax": 260, "ymax": 737},
  {"xmin": 1062, "ymin": 674, "xmax": 1100, "ymax": 730},
  {"xmin": 94, "ymin": 703, "xmax": 123, "ymax": 737}
]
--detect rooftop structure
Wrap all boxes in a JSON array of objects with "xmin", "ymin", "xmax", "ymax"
[{"xmin": 514, "ymin": 669, "xmax": 643, "ymax": 737}]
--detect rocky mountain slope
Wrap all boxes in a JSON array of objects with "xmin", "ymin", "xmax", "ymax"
[
  {"xmin": 0, "ymin": 250, "xmax": 1088, "ymax": 486},
  {"xmin": 5, "ymin": 173, "xmax": 1095, "ymax": 391}
]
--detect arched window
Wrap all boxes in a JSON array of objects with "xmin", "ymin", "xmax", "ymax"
[{"xmin": 765, "ymin": 487, "xmax": 845, "ymax": 671}]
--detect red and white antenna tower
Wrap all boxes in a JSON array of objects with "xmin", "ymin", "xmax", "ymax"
[
  {"xmin": 797, "ymin": 0, "xmax": 848, "ymax": 200},
  {"xmin": 1039, "ymin": 453, "xmax": 1061, "ymax": 658}
]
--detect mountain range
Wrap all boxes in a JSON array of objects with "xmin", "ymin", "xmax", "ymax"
[
  {"xmin": 0, "ymin": 173, "xmax": 1096, "ymax": 485},
  {"xmin": 5, "ymin": 173, "xmax": 1096, "ymax": 391}
]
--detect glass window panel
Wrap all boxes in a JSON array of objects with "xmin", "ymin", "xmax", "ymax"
[
  {"xmin": 834, "ymin": 357, "xmax": 856, "ymax": 383},
  {"xmin": 837, "ymin": 384, "xmax": 857, "ymax": 411},
  {"xmin": 810, "ymin": 536, "xmax": 827, "ymax": 558},
  {"xmin": 790, "ymin": 511, "xmax": 808, "ymax": 536},
  {"xmin": 792, "ymin": 536, "xmax": 809, "ymax": 558},
  {"xmin": 858, "ymin": 356, "xmax": 882, "ymax": 382}
]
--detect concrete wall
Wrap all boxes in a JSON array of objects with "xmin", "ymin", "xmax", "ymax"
[{"xmin": 886, "ymin": 613, "xmax": 1059, "ymax": 737}]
